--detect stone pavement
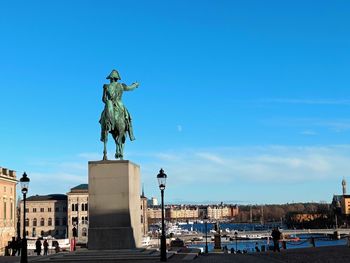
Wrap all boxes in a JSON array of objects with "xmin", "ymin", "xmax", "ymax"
[{"xmin": 1, "ymin": 246, "xmax": 350, "ymax": 262}]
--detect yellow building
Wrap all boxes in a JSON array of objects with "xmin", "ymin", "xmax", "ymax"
[
  {"xmin": 21, "ymin": 194, "xmax": 68, "ymax": 239},
  {"xmin": 0, "ymin": 167, "xmax": 17, "ymax": 255},
  {"xmin": 340, "ymin": 195, "xmax": 350, "ymax": 215}
]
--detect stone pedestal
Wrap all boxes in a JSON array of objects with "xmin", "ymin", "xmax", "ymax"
[{"xmin": 88, "ymin": 160, "xmax": 142, "ymax": 250}]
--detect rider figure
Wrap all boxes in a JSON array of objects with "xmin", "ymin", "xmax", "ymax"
[{"xmin": 101, "ymin": 69, "xmax": 139, "ymax": 141}]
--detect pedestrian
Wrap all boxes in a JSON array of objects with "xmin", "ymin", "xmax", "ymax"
[
  {"xmin": 43, "ymin": 239, "xmax": 49, "ymax": 255},
  {"xmin": 255, "ymin": 242, "xmax": 260, "ymax": 252},
  {"xmin": 35, "ymin": 238, "xmax": 42, "ymax": 256},
  {"xmin": 10, "ymin": 237, "xmax": 17, "ymax": 256},
  {"xmin": 16, "ymin": 237, "xmax": 22, "ymax": 256},
  {"xmin": 271, "ymin": 227, "xmax": 281, "ymax": 252}
]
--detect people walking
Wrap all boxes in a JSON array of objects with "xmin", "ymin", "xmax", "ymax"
[
  {"xmin": 35, "ymin": 238, "xmax": 42, "ymax": 256},
  {"xmin": 271, "ymin": 227, "xmax": 282, "ymax": 252},
  {"xmin": 43, "ymin": 239, "xmax": 49, "ymax": 255}
]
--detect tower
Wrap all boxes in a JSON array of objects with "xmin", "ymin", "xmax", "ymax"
[{"xmin": 342, "ymin": 178, "xmax": 347, "ymax": 195}]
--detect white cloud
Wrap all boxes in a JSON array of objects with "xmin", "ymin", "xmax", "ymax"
[
  {"xmin": 262, "ymin": 98, "xmax": 350, "ymax": 105},
  {"xmin": 143, "ymin": 145, "xmax": 350, "ymax": 184},
  {"xmin": 300, "ymin": 130, "xmax": 317, "ymax": 136},
  {"xmin": 177, "ymin": 125, "xmax": 183, "ymax": 132}
]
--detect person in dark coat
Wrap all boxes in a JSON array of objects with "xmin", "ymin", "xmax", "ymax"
[
  {"xmin": 271, "ymin": 228, "xmax": 281, "ymax": 252},
  {"xmin": 16, "ymin": 237, "xmax": 22, "ymax": 256},
  {"xmin": 43, "ymin": 239, "xmax": 49, "ymax": 255},
  {"xmin": 35, "ymin": 238, "xmax": 42, "ymax": 256}
]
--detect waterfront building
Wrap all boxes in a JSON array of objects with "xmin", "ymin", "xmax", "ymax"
[
  {"xmin": 206, "ymin": 204, "xmax": 239, "ymax": 219},
  {"xmin": 21, "ymin": 194, "xmax": 68, "ymax": 239},
  {"xmin": 166, "ymin": 205, "xmax": 199, "ymax": 221},
  {"xmin": 67, "ymin": 184, "xmax": 89, "ymax": 244},
  {"xmin": 0, "ymin": 167, "xmax": 17, "ymax": 256},
  {"xmin": 147, "ymin": 206, "xmax": 162, "ymax": 223}
]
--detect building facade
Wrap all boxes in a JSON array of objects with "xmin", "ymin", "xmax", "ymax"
[
  {"xmin": 206, "ymin": 204, "xmax": 239, "ymax": 219},
  {"xmin": 0, "ymin": 167, "xmax": 17, "ymax": 255},
  {"xmin": 21, "ymin": 194, "xmax": 67, "ymax": 239},
  {"xmin": 166, "ymin": 205, "xmax": 199, "ymax": 220},
  {"xmin": 67, "ymin": 184, "xmax": 89, "ymax": 244}
]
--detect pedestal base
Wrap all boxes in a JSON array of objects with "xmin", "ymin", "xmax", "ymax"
[{"xmin": 88, "ymin": 160, "xmax": 141, "ymax": 250}]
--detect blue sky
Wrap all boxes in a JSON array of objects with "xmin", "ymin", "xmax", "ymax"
[{"xmin": 1, "ymin": 0, "xmax": 349, "ymax": 204}]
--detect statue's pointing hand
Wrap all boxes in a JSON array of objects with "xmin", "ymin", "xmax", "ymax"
[{"xmin": 133, "ymin": 82, "xmax": 139, "ymax": 88}]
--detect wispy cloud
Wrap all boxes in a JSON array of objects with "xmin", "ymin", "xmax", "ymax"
[
  {"xmin": 261, "ymin": 118, "xmax": 350, "ymax": 133},
  {"xmin": 300, "ymin": 130, "xmax": 317, "ymax": 136},
  {"xmin": 261, "ymin": 98, "xmax": 350, "ymax": 105},
  {"xmin": 177, "ymin": 125, "xmax": 183, "ymax": 132}
]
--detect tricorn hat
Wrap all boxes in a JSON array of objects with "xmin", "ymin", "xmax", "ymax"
[{"xmin": 106, "ymin": 69, "xmax": 121, "ymax": 80}]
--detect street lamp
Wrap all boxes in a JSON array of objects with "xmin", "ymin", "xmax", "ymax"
[
  {"xmin": 20, "ymin": 172, "xmax": 30, "ymax": 263},
  {"xmin": 234, "ymin": 231, "xmax": 238, "ymax": 252},
  {"xmin": 204, "ymin": 214, "xmax": 209, "ymax": 253},
  {"xmin": 157, "ymin": 169, "xmax": 167, "ymax": 262}
]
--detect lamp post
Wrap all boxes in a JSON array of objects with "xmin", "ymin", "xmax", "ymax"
[
  {"xmin": 20, "ymin": 172, "xmax": 30, "ymax": 263},
  {"xmin": 204, "ymin": 214, "xmax": 208, "ymax": 253},
  {"xmin": 234, "ymin": 231, "xmax": 238, "ymax": 252},
  {"xmin": 157, "ymin": 169, "xmax": 167, "ymax": 262}
]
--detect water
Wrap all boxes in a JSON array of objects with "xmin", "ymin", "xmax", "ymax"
[
  {"xmin": 188, "ymin": 237, "xmax": 347, "ymax": 253},
  {"xmin": 180, "ymin": 222, "xmax": 285, "ymax": 233},
  {"xmin": 177, "ymin": 223, "xmax": 347, "ymax": 252}
]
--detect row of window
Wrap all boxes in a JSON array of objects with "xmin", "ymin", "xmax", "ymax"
[
  {"xmin": 25, "ymin": 217, "xmax": 67, "ymax": 227},
  {"xmin": 71, "ymin": 203, "xmax": 88, "ymax": 212},
  {"xmin": 2, "ymin": 200, "xmax": 14, "ymax": 220},
  {"xmin": 72, "ymin": 216, "xmax": 88, "ymax": 224},
  {"xmin": 26, "ymin": 207, "xmax": 67, "ymax": 213}
]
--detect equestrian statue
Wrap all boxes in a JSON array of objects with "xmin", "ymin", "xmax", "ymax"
[{"xmin": 99, "ymin": 69, "xmax": 139, "ymax": 160}]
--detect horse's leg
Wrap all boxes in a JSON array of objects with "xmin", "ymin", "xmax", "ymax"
[
  {"xmin": 112, "ymin": 132, "xmax": 121, "ymax": 159},
  {"xmin": 102, "ymin": 130, "xmax": 108, "ymax": 160},
  {"xmin": 117, "ymin": 134, "xmax": 124, "ymax": 160}
]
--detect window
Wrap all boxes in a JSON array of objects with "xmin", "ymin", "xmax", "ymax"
[
  {"xmin": 4, "ymin": 201, "xmax": 6, "ymax": 219},
  {"xmin": 63, "ymin": 206, "xmax": 67, "ymax": 212},
  {"xmin": 85, "ymin": 203, "xmax": 88, "ymax": 211},
  {"xmin": 25, "ymin": 208, "xmax": 29, "ymax": 213},
  {"xmin": 40, "ymin": 218, "xmax": 45, "ymax": 226},
  {"xmin": 62, "ymin": 217, "xmax": 67, "ymax": 225},
  {"xmin": 33, "ymin": 208, "xmax": 37, "ymax": 213},
  {"xmin": 72, "ymin": 204, "xmax": 75, "ymax": 211},
  {"xmin": 10, "ymin": 202, "xmax": 13, "ymax": 220},
  {"xmin": 48, "ymin": 218, "xmax": 52, "ymax": 226},
  {"xmin": 55, "ymin": 218, "xmax": 60, "ymax": 226},
  {"xmin": 33, "ymin": 218, "xmax": 37, "ymax": 227},
  {"xmin": 55, "ymin": 207, "xmax": 59, "ymax": 212},
  {"xmin": 75, "ymin": 204, "xmax": 78, "ymax": 211},
  {"xmin": 82, "ymin": 227, "xmax": 87, "ymax": 237},
  {"xmin": 40, "ymin": 208, "xmax": 44, "ymax": 212},
  {"xmin": 48, "ymin": 208, "xmax": 52, "ymax": 212},
  {"xmin": 81, "ymin": 204, "xmax": 84, "ymax": 211},
  {"xmin": 72, "ymin": 217, "xmax": 78, "ymax": 225},
  {"xmin": 25, "ymin": 218, "xmax": 29, "ymax": 227}
]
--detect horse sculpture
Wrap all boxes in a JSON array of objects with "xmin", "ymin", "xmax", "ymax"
[{"xmin": 99, "ymin": 69, "xmax": 139, "ymax": 160}]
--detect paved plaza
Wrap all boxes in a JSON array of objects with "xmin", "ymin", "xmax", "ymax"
[{"xmin": 1, "ymin": 246, "xmax": 350, "ymax": 263}]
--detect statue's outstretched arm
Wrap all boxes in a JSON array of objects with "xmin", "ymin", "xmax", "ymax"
[{"xmin": 122, "ymin": 82, "xmax": 139, "ymax": 91}]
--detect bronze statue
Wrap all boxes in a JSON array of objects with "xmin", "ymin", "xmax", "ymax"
[{"xmin": 99, "ymin": 69, "xmax": 139, "ymax": 160}]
